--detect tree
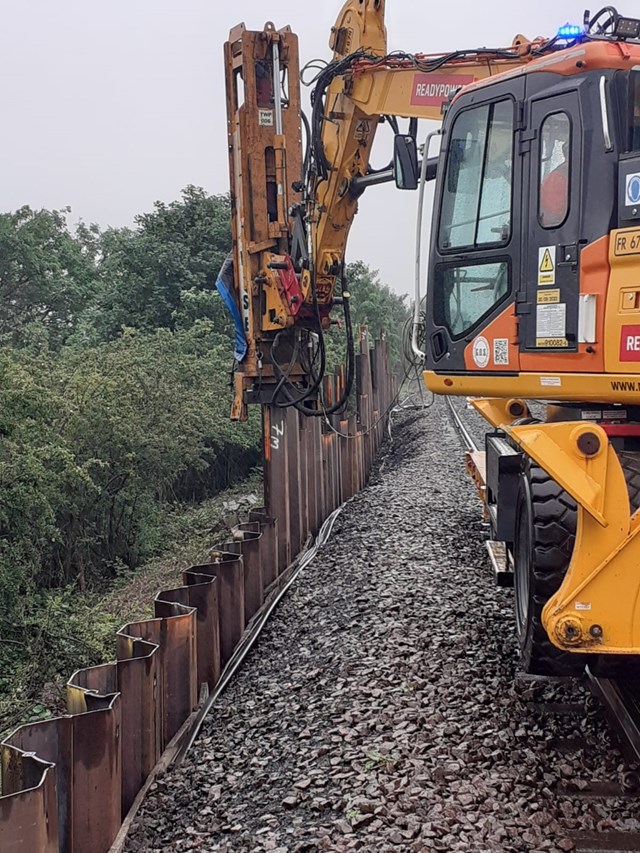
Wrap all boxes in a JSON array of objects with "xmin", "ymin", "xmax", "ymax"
[
  {"xmin": 0, "ymin": 207, "xmax": 99, "ymax": 348},
  {"xmin": 84, "ymin": 187, "xmax": 233, "ymax": 341}
]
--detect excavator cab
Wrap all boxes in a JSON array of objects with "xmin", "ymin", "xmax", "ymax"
[{"xmin": 424, "ymin": 40, "xmax": 640, "ymax": 402}]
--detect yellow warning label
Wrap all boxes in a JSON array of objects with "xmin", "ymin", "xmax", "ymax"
[
  {"xmin": 538, "ymin": 245, "xmax": 556, "ymax": 285},
  {"xmin": 537, "ymin": 289, "xmax": 560, "ymax": 304},
  {"xmin": 536, "ymin": 337, "xmax": 568, "ymax": 348},
  {"xmin": 540, "ymin": 249, "xmax": 554, "ymax": 271}
]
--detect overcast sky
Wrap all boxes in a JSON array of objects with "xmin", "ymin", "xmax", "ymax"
[{"xmin": 1, "ymin": 0, "xmax": 585, "ymax": 296}]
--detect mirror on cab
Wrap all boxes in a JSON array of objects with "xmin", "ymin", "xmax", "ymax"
[{"xmin": 393, "ymin": 134, "xmax": 419, "ymax": 190}]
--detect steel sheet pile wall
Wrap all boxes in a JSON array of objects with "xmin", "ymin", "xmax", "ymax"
[{"xmin": 0, "ymin": 332, "xmax": 396, "ymax": 853}]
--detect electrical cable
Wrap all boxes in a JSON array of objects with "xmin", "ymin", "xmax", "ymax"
[
  {"xmin": 301, "ymin": 110, "xmax": 312, "ymax": 185},
  {"xmin": 323, "ymin": 354, "xmax": 431, "ymax": 441}
]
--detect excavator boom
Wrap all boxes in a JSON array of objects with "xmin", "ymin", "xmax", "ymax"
[{"xmin": 222, "ymin": 0, "xmax": 550, "ymax": 419}]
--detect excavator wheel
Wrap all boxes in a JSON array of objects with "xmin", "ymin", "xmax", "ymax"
[
  {"xmin": 513, "ymin": 450, "xmax": 640, "ymax": 677},
  {"xmin": 513, "ymin": 460, "xmax": 582, "ymax": 676}
]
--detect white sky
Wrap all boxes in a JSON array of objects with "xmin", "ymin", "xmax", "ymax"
[{"xmin": 0, "ymin": 0, "xmax": 585, "ymax": 296}]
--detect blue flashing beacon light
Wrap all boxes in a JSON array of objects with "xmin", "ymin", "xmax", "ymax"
[{"xmin": 557, "ymin": 23, "xmax": 584, "ymax": 39}]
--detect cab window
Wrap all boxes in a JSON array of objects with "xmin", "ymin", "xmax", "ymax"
[
  {"xmin": 435, "ymin": 260, "xmax": 509, "ymax": 339},
  {"xmin": 439, "ymin": 100, "xmax": 514, "ymax": 250},
  {"xmin": 539, "ymin": 112, "xmax": 571, "ymax": 228}
]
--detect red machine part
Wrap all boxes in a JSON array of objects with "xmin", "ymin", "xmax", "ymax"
[{"xmin": 275, "ymin": 255, "xmax": 304, "ymax": 318}]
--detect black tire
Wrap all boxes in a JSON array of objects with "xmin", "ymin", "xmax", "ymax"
[
  {"xmin": 514, "ymin": 460, "xmax": 583, "ymax": 676},
  {"xmin": 618, "ymin": 451, "xmax": 640, "ymax": 512},
  {"xmin": 514, "ymin": 450, "xmax": 640, "ymax": 676}
]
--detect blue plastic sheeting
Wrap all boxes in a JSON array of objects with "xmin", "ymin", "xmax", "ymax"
[{"xmin": 215, "ymin": 254, "xmax": 248, "ymax": 362}]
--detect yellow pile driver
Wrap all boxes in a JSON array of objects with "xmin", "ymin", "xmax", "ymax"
[{"xmin": 222, "ymin": 1, "xmax": 640, "ymax": 675}]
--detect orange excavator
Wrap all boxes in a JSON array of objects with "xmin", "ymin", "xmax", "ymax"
[{"xmin": 222, "ymin": 2, "xmax": 640, "ymax": 676}]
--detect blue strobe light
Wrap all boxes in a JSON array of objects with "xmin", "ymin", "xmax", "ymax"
[{"xmin": 557, "ymin": 24, "xmax": 584, "ymax": 39}]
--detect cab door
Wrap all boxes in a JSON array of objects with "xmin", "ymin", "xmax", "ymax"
[
  {"xmin": 518, "ymin": 90, "xmax": 583, "ymax": 352},
  {"xmin": 425, "ymin": 77, "xmax": 525, "ymax": 373}
]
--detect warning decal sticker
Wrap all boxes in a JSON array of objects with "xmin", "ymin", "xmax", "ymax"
[
  {"xmin": 354, "ymin": 119, "xmax": 371, "ymax": 144},
  {"xmin": 537, "ymin": 303, "xmax": 566, "ymax": 338},
  {"xmin": 536, "ymin": 303, "xmax": 566, "ymax": 347},
  {"xmin": 538, "ymin": 246, "xmax": 556, "ymax": 285}
]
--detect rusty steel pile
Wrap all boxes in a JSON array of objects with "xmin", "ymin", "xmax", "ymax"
[{"xmin": 0, "ymin": 331, "xmax": 396, "ymax": 853}]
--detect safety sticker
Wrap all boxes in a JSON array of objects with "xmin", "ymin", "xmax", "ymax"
[
  {"xmin": 493, "ymin": 338, "xmax": 509, "ymax": 366},
  {"xmin": 536, "ymin": 302, "xmax": 566, "ymax": 340},
  {"xmin": 540, "ymin": 376, "xmax": 561, "ymax": 387},
  {"xmin": 575, "ymin": 601, "xmax": 592, "ymax": 611},
  {"xmin": 472, "ymin": 336, "xmax": 490, "ymax": 368},
  {"xmin": 614, "ymin": 228, "xmax": 640, "ymax": 256},
  {"xmin": 537, "ymin": 288, "xmax": 560, "ymax": 304},
  {"xmin": 625, "ymin": 172, "xmax": 640, "ymax": 207},
  {"xmin": 258, "ymin": 109, "xmax": 274, "ymax": 126},
  {"xmin": 538, "ymin": 246, "xmax": 556, "ymax": 285}
]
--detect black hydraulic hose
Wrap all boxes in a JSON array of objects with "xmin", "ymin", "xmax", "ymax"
[
  {"xmin": 301, "ymin": 110, "xmax": 312, "ymax": 186},
  {"xmin": 296, "ymin": 291, "xmax": 355, "ymax": 417},
  {"xmin": 269, "ymin": 220, "xmax": 330, "ymax": 411}
]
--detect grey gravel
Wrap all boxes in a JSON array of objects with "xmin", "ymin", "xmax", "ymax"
[{"xmin": 124, "ymin": 401, "xmax": 640, "ymax": 853}]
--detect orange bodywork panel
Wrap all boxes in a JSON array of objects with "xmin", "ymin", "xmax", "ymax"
[
  {"xmin": 463, "ymin": 303, "xmax": 520, "ymax": 372},
  {"xmin": 605, "ymin": 227, "xmax": 640, "ymax": 373}
]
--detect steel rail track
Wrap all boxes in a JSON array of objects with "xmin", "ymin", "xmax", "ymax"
[
  {"xmin": 445, "ymin": 396, "xmax": 478, "ymax": 453},
  {"xmin": 586, "ymin": 668, "xmax": 640, "ymax": 766}
]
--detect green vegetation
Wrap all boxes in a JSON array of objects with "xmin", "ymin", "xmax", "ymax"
[{"xmin": 0, "ymin": 187, "xmax": 409, "ymax": 731}]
